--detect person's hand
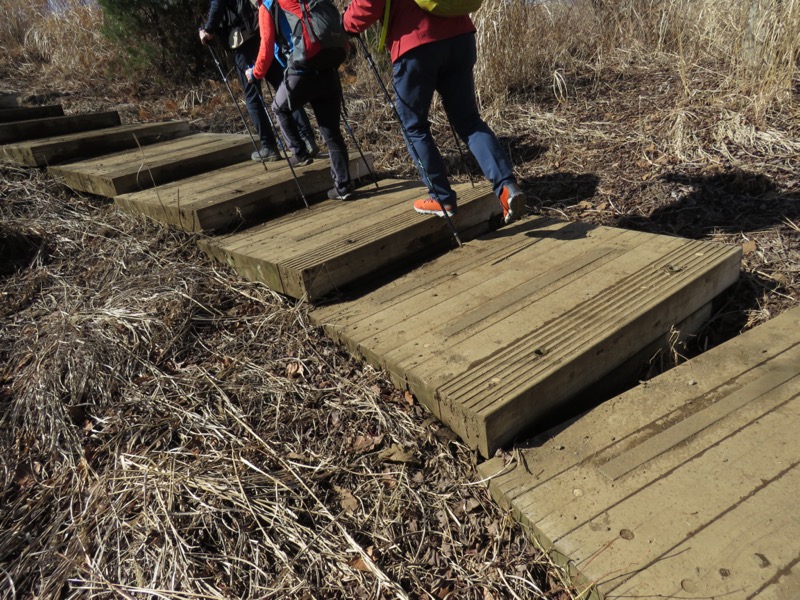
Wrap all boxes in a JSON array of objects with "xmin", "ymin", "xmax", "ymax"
[
  {"xmin": 199, "ymin": 28, "xmax": 214, "ymax": 45},
  {"xmin": 246, "ymin": 67, "xmax": 255, "ymax": 83}
]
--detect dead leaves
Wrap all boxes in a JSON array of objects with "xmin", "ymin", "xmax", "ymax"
[
  {"xmin": 333, "ymin": 485, "xmax": 359, "ymax": 513},
  {"xmin": 285, "ymin": 361, "xmax": 304, "ymax": 379},
  {"xmin": 351, "ymin": 433, "xmax": 383, "ymax": 454},
  {"xmin": 376, "ymin": 444, "xmax": 415, "ymax": 464},
  {"xmin": 348, "ymin": 434, "xmax": 417, "ymax": 465}
]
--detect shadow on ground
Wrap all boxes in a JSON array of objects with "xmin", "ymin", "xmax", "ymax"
[{"xmin": 615, "ymin": 169, "xmax": 799, "ymax": 237}]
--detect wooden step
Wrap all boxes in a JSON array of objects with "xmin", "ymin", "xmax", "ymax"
[
  {"xmin": 0, "ymin": 93, "xmax": 19, "ymax": 109},
  {"xmin": 115, "ymin": 152, "xmax": 375, "ymax": 232},
  {"xmin": 0, "ymin": 111, "xmax": 120, "ymax": 144},
  {"xmin": 478, "ymin": 304, "xmax": 800, "ymax": 600},
  {"xmin": 200, "ymin": 180, "xmax": 500, "ymax": 300},
  {"xmin": 48, "ymin": 133, "xmax": 253, "ymax": 197},
  {"xmin": 311, "ymin": 218, "xmax": 742, "ymax": 457},
  {"xmin": 1, "ymin": 121, "xmax": 191, "ymax": 167},
  {"xmin": 0, "ymin": 105, "xmax": 64, "ymax": 123}
]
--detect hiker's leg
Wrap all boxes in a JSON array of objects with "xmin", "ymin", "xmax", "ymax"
[
  {"xmin": 266, "ymin": 61, "xmax": 315, "ymax": 145},
  {"xmin": 272, "ymin": 72, "xmax": 311, "ymax": 159},
  {"xmin": 235, "ymin": 39, "xmax": 277, "ymax": 150},
  {"xmin": 392, "ymin": 41, "xmax": 456, "ymax": 206},
  {"xmin": 437, "ymin": 33, "xmax": 515, "ymax": 198},
  {"xmin": 309, "ymin": 70, "xmax": 350, "ymax": 192}
]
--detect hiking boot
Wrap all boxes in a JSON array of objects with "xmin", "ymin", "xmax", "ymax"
[
  {"xmin": 413, "ymin": 197, "xmax": 456, "ymax": 218},
  {"xmin": 289, "ymin": 153, "xmax": 313, "ymax": 167},
  {"xmin": 251, "ymin": 145, "xmax": 280, "ymax": 162},
  {"xmin": 304, "ymin": 137, "xmax": 320, "ymax": 158},
  {"xmin": 327, "ymin": 185, "xmax": 354, "ymax": 201},
  {"xmin": 498, "ymin": 182, "xmax": 526, "ymax": 225}
]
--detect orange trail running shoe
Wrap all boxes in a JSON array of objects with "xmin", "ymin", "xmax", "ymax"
[
  {"xmin": 499, "ymin": 182, "xmax": 526, "ymax": 225},
  {"xmin": 413, "ymin": 197, "xmax": 456, "ymax": 218}
]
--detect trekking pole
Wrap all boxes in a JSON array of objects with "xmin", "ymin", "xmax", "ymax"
[
  {"xmin": 354, "ymin": 36, "xmax": 462, "ymax": 248},
  {"xmin": 448, "ymin": 121, "xmax": 475, "ymax": 188},
  {"xmin": 206, "ymin": 44, "xmax": 269, "ymax": 174},
  {"xmin": 239, "ymin": 64, "xmax": 311, "ymax": 210},
  {"xmin": 336, "ymin": 72, "xmax": 379, "ymax": 189}
]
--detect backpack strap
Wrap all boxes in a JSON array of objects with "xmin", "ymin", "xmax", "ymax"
[{"xmin": 378, "ymin": 0, "xmax": 391, "ymax": 52}]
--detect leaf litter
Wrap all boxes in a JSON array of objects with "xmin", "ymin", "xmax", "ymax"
[{"xmin": 0, "ymin": 166, "xmax": 559, "ymax": 598}]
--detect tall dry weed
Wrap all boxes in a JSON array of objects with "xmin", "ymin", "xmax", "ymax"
[
  {"xmin": 1, "ymin": 0, "xmax": 112, "ymax": 81},
  {"xmin": 472, "ymin": 0, "xmax": 798, "ymax": 113}
]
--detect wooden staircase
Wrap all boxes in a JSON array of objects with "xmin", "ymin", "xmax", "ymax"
[{"xmin": 4, "ymin": 95, "xmax": 791, "ymax": 600}]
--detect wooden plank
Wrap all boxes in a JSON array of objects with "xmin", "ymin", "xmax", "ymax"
[
  {"xmin": 1, "ymin": 121, "xmax": 191, "ymax": 167},
  {"xmin": 48, "ymin": 133, "xmax": 253, "ymax": 197},
  {"xmin": 0, "ymin": 94, "xmax": 19, "ymax": 109},
  {"xmin": 311, "ymin": 220, "xmax": 742, "ymax": 457},
  {"xmin": 0, "ymin": 105, "xmax": 63, "ymax": 123},
  {"xmin": 478, "ymin": 305, "xmax": 800, "ymax": 600},
  {"xmin": 200, "ymin": 180, "xmax": 500, "ymax": 300},
  {"xmin": 0, "ymin": 111, "xmax": 120, "ymax": 144},
  {"xmin": 114, "ymin": 152, "xmax": 375, "ymax": 232}
]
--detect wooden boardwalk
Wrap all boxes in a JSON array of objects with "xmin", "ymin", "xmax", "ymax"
[
  {"xmin": 478, "ymin": 304, "xmax": 800, "ymax": 599},
  {"xmin": 200, "ymin": 180, "xmax": 500, "ymax": 299},
  {"xmin": 1, "ymin": 121, "xmax": 191, "ymax": 167},
  {"xmin": 311, "ymin": 219, "xmax": 741, "ymax": 457},
  {"xmin": 48, "ymin": 133, "xmax": 253, "ymax": 196},
  {"xmin": 115, "ymin": 153, "xmax": 375, "ymax": 232},
  {"xmin": 0, "ymin": 93, "xmax": 19, "ymax": 108},
  {"xmin": 0, "ymin": 104, "xmax": 63, "ymax": 123},
  {"xmin": 0, "ymin": 110, "xmax": 120, "ymax": 144},
  {"xmin": 9, "ymin": 99, "xmax": 797, "ymax": 599}
]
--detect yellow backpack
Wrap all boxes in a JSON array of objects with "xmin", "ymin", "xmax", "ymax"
[{"xmin": 379, "ymin": 0, "xmax": 483, "ymax": 50}]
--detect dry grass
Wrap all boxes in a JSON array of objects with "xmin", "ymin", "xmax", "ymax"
[
  {"xmin": 0, "ymin": 168, "xmax": 569, "ymax": 598},
  {"xmin": 1, "ymin": 0, "xmax": 798, "ymax": 598},
  {"xmin": 0, "ymin": 0, "xmax": 112, "ymax": 84}
]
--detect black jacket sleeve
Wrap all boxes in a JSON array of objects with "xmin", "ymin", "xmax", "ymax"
[{"xmin": 204, "ymin": 0, "xmax": 228, "ymax": 32}]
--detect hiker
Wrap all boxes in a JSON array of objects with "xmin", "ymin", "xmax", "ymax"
[
  {"xmin": 245, "ymin": 0, "xmax": 354, "ymax": 200},
  {"xmin": 199, "ymin": 0, "xmax": 318, "ymax": 161},
  {"xmin": 342, "ymin": 0, "xmax": 526, "ymax": 223}
]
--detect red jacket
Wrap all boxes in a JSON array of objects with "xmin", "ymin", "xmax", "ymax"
[
  {"xmin": 252, "ymin": 1, "xmax": 276, "ymax": 80},
  {"xmin": 343, "ymin": 0, "xmax": 475, "ymax": 63}
]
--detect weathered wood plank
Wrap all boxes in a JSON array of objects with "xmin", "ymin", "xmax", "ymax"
[
  {"xmin": 200, "ymin": 180, "xmax": 500, "ymax": 300},
  {"xmin": 478, "ymin": 305, "xmax": 800, "ymax": 600},
  {"xmin": 0, "ymin": 111, "xmax": 120, "ymax": 144},
  {"xmin": 312, "ymin": 219, "xmax": 742, "ymax": 457},
  {"xmin": 0, "ymin": 94, "xmax": 19, "ymax": 109},
  {"xmin": 1, "ymin": 121, "xmax": 191, "ymax": 167},
  {"xmin": 48, "ymin": 133, "xmax": 253, "ymax": 197},
  {"xmin": 0, "ymin": 105, "xmax": 63, "ymax": 123},
  {"xmin": 114, "ymin": 152, "xmax": 375, "ymax": 232}
]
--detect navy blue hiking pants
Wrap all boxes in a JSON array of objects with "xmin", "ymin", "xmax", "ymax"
[
  {"xmin": 392, "ymin": 32, "xmax": 515, "ymax": 206},
  {"xmin": 234, "ymin": 36, "xmax": 276, "ymax": 149}
]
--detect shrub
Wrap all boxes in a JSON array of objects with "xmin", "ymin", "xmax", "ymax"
[{"xmin": 97, "ymin": 0, "xmax": 208, "ymax": 81}]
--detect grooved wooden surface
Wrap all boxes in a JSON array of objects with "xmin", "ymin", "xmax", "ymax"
[
  {"xmin": 312, "ymin": 218, "xmax": 742, "ymax": 457},
  {"xmin": 478, "ymin": 305, "xmax": 800, "ymax": 600},
  {"xmin": 200, "ymin": 180, "xmax": 500, "ymax": 300},
  {"xmin": 115, "ymin": 153, "xmax": 375, "ymax": 232},
  {"xmin": 0, "ymin": 111, "xmax": 120, "ymax": 144},
  {"xmin": 48, "ymin": 133, "xmax": 253, "ymax": 196},
  {"xmin": 1, "ymin": 121, "xmax": 190, "ymax": 167},
  {"xmin": 0, "ymin": 104, "xmax": 63, "ymax": 123}
]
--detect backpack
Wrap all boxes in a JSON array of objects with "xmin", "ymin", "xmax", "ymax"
[
  {"xmin": 272, "ymin": 0, "xmax": 348, "ymax": 71},
  {"xmin": 378, "ymin": 0, "xmax": 482, "ymax": 51},
  {"xmin": 413, "ymin": 0, "xmax": 483, "ymax": 17},
  {"xmin": 223, "ymin": 0, "xmax": 259, "ymax": 49}
]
